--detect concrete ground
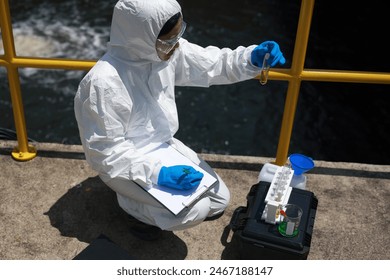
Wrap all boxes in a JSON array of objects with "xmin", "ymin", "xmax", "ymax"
[{"xmin": 0, "ymin": 140, "xmax": 389, "ymax": 260}]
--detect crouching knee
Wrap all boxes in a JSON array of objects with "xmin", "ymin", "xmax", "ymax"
[{"xmin": 163, "ymin": 197, "xmax": 211, "ymax": 231}]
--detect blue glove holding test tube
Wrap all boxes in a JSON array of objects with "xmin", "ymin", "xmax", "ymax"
[
  {"xmin": 251, "ymin": 41, "xmax": 286, "ymax": 68},
  {"xmin": 158, "ymin": 165, "xmax": 204, "ymax": 190}
]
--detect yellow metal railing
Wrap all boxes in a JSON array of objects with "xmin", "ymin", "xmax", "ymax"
[
  {"xmin": 1, "ymin": 0, "xmax": 390, "ymax": 164},
  {"xmin": 0, "ymin": 0, "xmax": 94, "ymax": 161},
  {"xmin": 268, "ymin": 0, "xmax": 390, "ymax": 165}
]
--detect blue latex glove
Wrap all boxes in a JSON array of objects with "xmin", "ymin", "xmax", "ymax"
[
  {"xmin": 251, "ymin": 41, "xmax": 286, "ymax": 68},
  {"xmin": 157, "ymin": 165, "xmax": 204, "ymax": 190}
]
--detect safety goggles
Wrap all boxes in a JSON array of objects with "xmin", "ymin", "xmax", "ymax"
[{"xmin": 156, "ymin": 21, "xmax": 187, "ymax": 54}]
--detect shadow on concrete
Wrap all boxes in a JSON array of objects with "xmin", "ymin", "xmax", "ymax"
[
  {"xmin": 311, "ymin": 166, "xmax": 390, "ymax": 179},
  {"xmin": 44, "ymin": 176, "xmax": 188, "ymax": 260},
  {"xmin": 36, "ymin": 150, "xmax": 86, "ymax": 160}
]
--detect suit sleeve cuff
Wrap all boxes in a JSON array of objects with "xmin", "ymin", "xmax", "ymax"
[{"xmin": 151, "ymin": 162, "xmax": 163, "ymax": 185}]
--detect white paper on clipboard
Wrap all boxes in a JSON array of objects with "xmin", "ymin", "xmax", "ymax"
[{"xmin": 139, "ymin": 143, "xmax": 217, "ymax": 216}]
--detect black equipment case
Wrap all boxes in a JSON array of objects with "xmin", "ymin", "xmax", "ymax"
[{"xmin": 229, "ymin": 181, "xmax": 318, "ymax": 260}]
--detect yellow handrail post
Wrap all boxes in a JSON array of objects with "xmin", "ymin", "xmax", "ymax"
[
  {"xmin": 7, "ymin": 66, "xmax": 37, "ymax": 161},
  {"xmin": 0, "ymin": 0, "xmax": 36, "ymax": 161},
  {"xmin": 274, "ymin": 0, "xmax": 315, "ymax": 166}
]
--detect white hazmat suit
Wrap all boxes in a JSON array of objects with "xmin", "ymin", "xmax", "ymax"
[{"xmin": 74, "ymin": 0, "xmax": 262, "ymax": 231}]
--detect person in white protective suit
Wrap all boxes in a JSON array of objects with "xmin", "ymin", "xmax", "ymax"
[{"xmin": 74, "ymin": 0, "xmax": 286, "ymax": 240}]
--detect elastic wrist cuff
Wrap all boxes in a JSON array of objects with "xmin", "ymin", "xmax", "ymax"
[{"xmin": 151, "ymin": 162, "xmax": 163, "ymax": 184}]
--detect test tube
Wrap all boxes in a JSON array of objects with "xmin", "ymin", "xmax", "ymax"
[{"xmin": 260, "ymin": 53, "xmax": 270, "ymax": 85}]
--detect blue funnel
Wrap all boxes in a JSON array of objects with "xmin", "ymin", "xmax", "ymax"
[{"xmin": 289, "ymin": 154, "xmax": 314, "ymax": 175}]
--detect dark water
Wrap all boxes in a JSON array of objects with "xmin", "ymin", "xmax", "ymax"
[{"xmin": 0, "ymin": 0, "xmax": 389, "ymax": 164}]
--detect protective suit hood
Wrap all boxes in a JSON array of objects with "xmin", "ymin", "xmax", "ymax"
[{"xmin": 108, "ymin": 0, "xmax": 182, "ymax": 62}]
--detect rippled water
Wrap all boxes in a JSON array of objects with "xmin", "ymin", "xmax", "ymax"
[{"xmin": 1, "ymin": 0, "xmax": 389, "ymax": 164}]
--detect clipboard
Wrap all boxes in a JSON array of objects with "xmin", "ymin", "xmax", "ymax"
[{"xmin": 139, "ymin": 143, "xmax": 217, "ymax": 216}]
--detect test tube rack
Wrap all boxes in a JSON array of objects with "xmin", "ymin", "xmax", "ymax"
[{"xmin": 261, "ymin": 165, "xmax": 294, "ymax": 224}]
